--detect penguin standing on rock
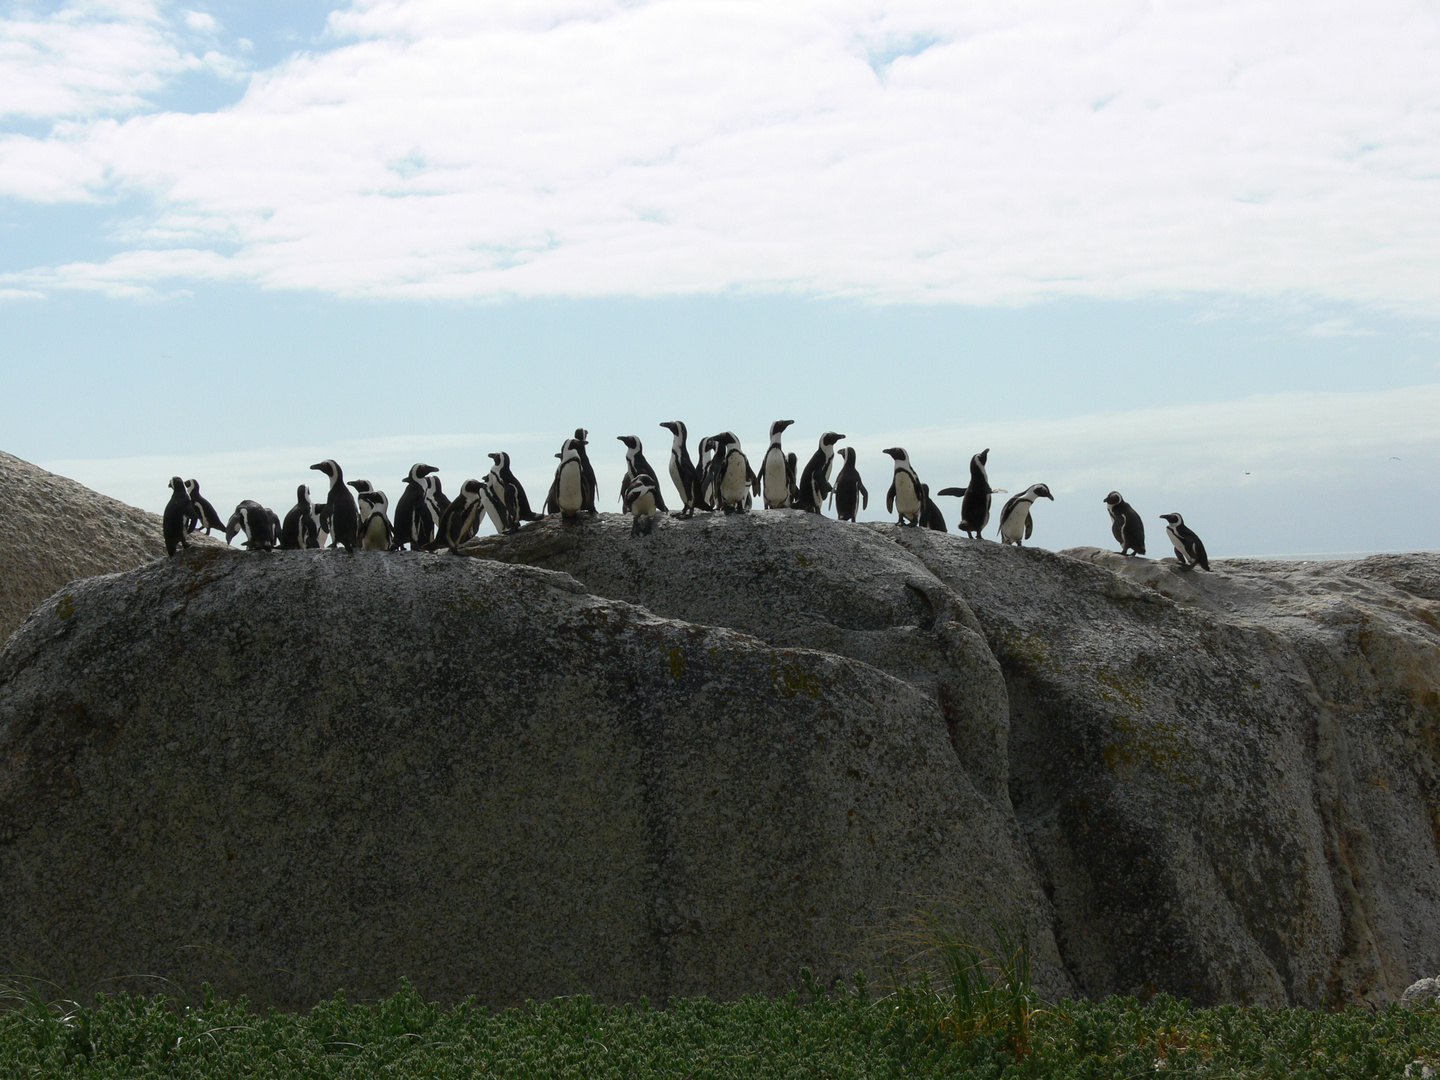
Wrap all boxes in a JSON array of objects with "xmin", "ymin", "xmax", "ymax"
[
  {"xmin": 759, "ymin": 420, "xmax": 796, "ymax": 509},
  {"xmin": 225, "ymin": 500, "xmax": 277, "ymax": 550},
  {"xmin": 659, "ymin": 421, "xmax": 700, "ymax": 518},
  {"xmin": 280, "ymin": 484, "xmax": 321, "ymax": 549},
  {"xmin": 487, "ymin": 452, "xmax": 539, "ymax": 530},
  {"xmin": 1104, "ymin": 491, "xmax": 1146, "ymax": 556},
  {"xmin": 884, "ymin": 447, "xmax": 924, "ymax": 526},
  {"xmin": 573, "ymin": 428, "xmax": 599, "ymax": 514},
  {"xmin": 310, "ymin": 459, "xmax": 359, "ymax": 551},
  {"xmin": 624, "ymin": 473, "xmax": 662, "ymax": 536},
  {"xmin": 1160, "ymin": 513, "xmax": 1210, "ymax": 570},
  {"xmin": 696, "ymin": 435, "xmax": 719, "ymax": 511},
  {"xmin": 796, "ymin": 432, "xmax": 844, "ymax": 514},
  {"xmin": 546, "ymin": 439, "xmax": 589, "ymax": 520},
  {"xmin": 918, "ymin": 484, "xmax": 948, "ymax": 532},
  {"xmin": 997, "ymin": 484, "xmax": 1054, "ymax": 546},
  {"xmin": 357, "ymin": 489, "xmax": 394, "ymax": 550},
  {"xmin": 937, "ymin": 449, "xmax": 997, "ymax": 539},
  {"xmin": 830, "ymin": 447, "xmax": 868, "ymax": 521},
  {"xmin": 164, "ymin": 477, "xmax": 191, "ymax": 556},
  {"xmin": 431, "ymin": 479, "xmax": 487, "ymax": 553},
  {"xmin": 392, "ymin": 464, "xmax": 439, "ymax": 550},
  {"xmin": 616, "ymin": 436, "xmax": 668, "ymax": 513},
  {"xmin": 707, "ymin": 432, "xmax": 760, "ymax": 513},
  {"xmin": 184, "ymin": 480, "xmax": 225, "ymax": 535}
]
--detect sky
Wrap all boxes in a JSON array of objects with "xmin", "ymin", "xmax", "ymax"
[{"xmin": 2, "ymin": 0, "xmax": 1438, "ymax": 556}]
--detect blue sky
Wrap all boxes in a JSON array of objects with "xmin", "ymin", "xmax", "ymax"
[{"xmin": 3, "ymin": 0, "xmax": 1439, "ymax": 555}]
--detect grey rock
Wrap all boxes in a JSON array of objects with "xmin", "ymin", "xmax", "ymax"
[
  {"xmin": 0, "ymin": 451, "xmax": 223, "ymax": 646},
  {"xmin": 0, "ymin": 544, "xmax": 1060, "ymax": 1009},
  {"xmin": 1403, "ymin": 977, "xmax": 1440, "ymax": 1008}
]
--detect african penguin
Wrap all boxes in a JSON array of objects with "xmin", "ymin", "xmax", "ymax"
[
  {"xmin": 184, "ymin": 479, "xmax": 225, "ymax": 535},
  {"xmin": 659, "ymin": 421, "xmax": 700, "ymax": 518},
  {"xmin": 310, "ymin": 459, "xmax": 359, "ymax": 551},
  {"xmin": 623, "ymin": 473, "xmax": 661, "ymax": 536},
  {"xmin": 164, "ymin": 477, "xmax": 191, "ymax": 556},
  {"xmin": 225, "ymin": 500, "xmax": 277, "ymax": 550},
  {"xmin": 357, "ymin": 489, "xmax": 394, "ymax": 551},
  {"xmin": 573, "ymin": 428, "xmax": 599, "ymax": 514},
  {"xmin": 707, "ymin": 432, "xmax": 760, "ymax": 514},
  {"xmin": 1105, "ymin": 491, "xmax": 1146, "ymax": 556},
  {"xmin": 393, "ymin": 464, "xmax": 439, "ymax": 550},
  {"xmin": 280, "ymin": 484, "xmax": 321, "ymax": 549},
  {"xmin": 1160, "ymin": 513, "xmax": 1210, "ymax": 571},
  {"xmin": 488, "ymin": 452, "xmax": 539, "ymax": 529},
  {"xmin": 546, "ymin": 438, "xmax": 588, "ymax": 520},
  {"xmin": 918, "ymin": 483, "xmax": 947, "ymax": 532},
  {"xmin": 431, "ymin": 479, "xmax": 487, "ymax": 554},
  {"xmin": 616, "ymin": 435, "xmax": 669, "ymax": 514},
  {"xmin": 759, "ymin": 420, "xmax": 795, "ymax": 510},
  {"xmin": 998, "ymin": 484, "xmax": 1054, "ymax": 546},
  {"xmin": 696, "ymin": 435, "xmax": 718, "ymax": 511},
  {"xmin": 883, "ymin": 448, "xmax": 924, "ymax": 526},
  {"xmin": 937, "ymin": 449, "xmax": 995, "ymax": 539},
  {"xmin": 830, "ymin": 447, "xmax": 868, "ymax": 522},
  {"xmin": 796, "ymin": 432, "xmax": 844, "ymax": 514}
]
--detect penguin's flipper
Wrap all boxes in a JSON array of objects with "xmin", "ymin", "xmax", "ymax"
[
  {"xmin": 886, "ymin": 482, "xmax": 896, "ymax": 515},
  {"xmin": 936, "ymin": 487, "xmax": 966, "ymax": 498},
  {"xmin": 858, "ymin": 480, "xmax": 869, "ymax": 510},
  {"xmin": 1024, "ymin": 510, "xmax": 1034, "ymax": 541}
]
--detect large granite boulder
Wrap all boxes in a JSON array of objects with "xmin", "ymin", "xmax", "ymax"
[{"xmin": 0, "ymin": 544, "xmax": 1061, "ymax": 1009}]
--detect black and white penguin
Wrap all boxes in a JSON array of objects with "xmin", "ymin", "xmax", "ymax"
[
  {"xmin": 347, "ymin": 479, "xmax": 374, "ymax": 504},
  {"xmin": 707, "ymin": 432, "xmax": 760, "ymax": 513},
  {"xmin": 937, "ymin": 449, "xmax": 996, "ymax": 539},
  {"xmin": 998, "ymin": 484, "xmax": 1054, "ymax": 546},
  {"xmin": 883, "ymin": 447, "xmax": 924, "ymax": 526},
  {"xmin": 316, "ymin": 503, "xmax": 332, "ymax": 549},
  {"xmin": 184, "ymin": 479, "xmax": 225, "ymax": 535},
  {"xmin": 918, "ymin": 484, "xmax": 947, "ymax": 532},
  {"xmin": 1159, "ymin": 513, "xmax": 1210, "ymax": 571},
  {"xmin": 164, "ymin": 476, "xmax": 191, "ymax": 556},
  {"xmin": 392, "ymin": 464, "xmax": 438, "ymax": 550},
  {"xmin": 357, "ymin": 489, "xmax": 394, "ymax": 551},
  {"xmin": 830, "ymin": 447, "xmax": 868, "ymax": 522},
  {"xmin": 573, "ymin": 428, "xmax": 599, "ymax": 514},
  {"xmin": 280, "ymin": 484, "xmax": 321, "ymax": 550},
  {"xmin": 659, "ymin": 421, "xmax": 700, "ymax": 518},
  {"xmin": 487, "ymin": 452, "xmax": 539, "ymax": 530},
  {"xmin": 616, "ymin": 435, "xmax": 669, "ymax": 514},
  {"xmin": 759, "ymin": 420, "xmax": 796, "ymax": 510},
  {"xmin": 266, "ymin": 507, "xmax": 283, "ymax": 545},
  {"xmin": 696, "ymin": 434, "xmax": 718, "ymax": 511},
  {"xmin": 795, "ymin": 431, "xmax": 844, "ymax": 514},
  {"xmin": 1105, "ymin": 491, "xmax": 1146, "ymax": 556},
  {"xmin": 545, "ymin": 439, "xmax": 588, "ymax": 520},
  {"xmin": 431, "ymin": 479, "xmax": 487, "ymax": 554},
  {"xmin": 310, "ymin": 459, "xmax": 359, "ymax": 551},
  {"xmin": 623, "ymin": 473, "xmax": 661, "ymax": 536},
  {"xmin": 225, "ymin": 500, "xmax": 277, "ymax": 550}
]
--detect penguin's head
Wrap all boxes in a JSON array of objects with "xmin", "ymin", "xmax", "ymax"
[
  {"xmin": 1104, "ymin": 491, "xmax": 1122, "ymax": 506},
  {"xmin": 224, "ymin": 507, "xmax": 246, "ymax": 545},
  {"xmin": 660, "ymin": 420, "xmax": 686, "ymax": 440},
  {"xmin": 574, "ymin": 427, "xmax": 589, "ymax": 443},
  {"xmin": 770, "ymin": 419, "xmax": 794, "ymax": 438},
  {"xmin": 883, "ymin": 447, "xmax": 908, "ymax": 462},
  {"xmin": 487, "ymin": 453, "xmax": 504, "ymax": 467},
  {"xmin": 1159, "ymin": 512, "xmax": 1184, "ymax": 525},
  {"xmin": 1028, "ymin": 484, "xmax": 1053, "ymax": 501},
  {"xmin": 974, "ymin": 449, "xmax": 989, "ymax": 466},
  {"xmin": 348, "ymin": 479, "xmax": 373, "ymax": 494},
  {"xmin": 310, "ymin": 459, "xmax": 340, "ymax": 482},
  {"xmin": 169, "ymin": 476, "xmax": 186, "ymax": 496},
  {"xmin": 413, "ymin": 462, "xmax": 439, "ymax": 479},
  {"xmin": 185, "ymin": 478, "xmax": 200, "ymax": 496},
  {"xmin": 296, "ymin": 483, "xmax": 310, "ymax": 502},
  {"xmin": 821, "ymin": 431, "xmax": 845, "ymax": 448},
  {"xmin": 460, "ymin": 478, "xmax": 484, "ymax": 499},
  {"xmin": 840, "ymin": 447, "xmax": 856, "ymax": 465},
  {"xmin": 617, "ymin": 435, "xmax": 641, "ymax": 452}
]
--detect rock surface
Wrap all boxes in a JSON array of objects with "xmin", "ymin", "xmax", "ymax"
[
  {"xmin": 3, "ymin": 494, "xmax": 1440, "ymax": 1011},
  {"xmin": 0, "ymin": 451, "xmax": 222, "ymax": 645},
  {"xmin": 0, "ymin": 544, "xmax": 1058, "ymax": 1009},
  {"xmin": 1404, "ymin": 977, "xmax": 1440, "ymax": 1008}
]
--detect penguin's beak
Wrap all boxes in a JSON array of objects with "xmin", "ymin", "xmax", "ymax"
[{"xmin": 309, "ymin": 461, "xmax": 326, "ymax": 473}]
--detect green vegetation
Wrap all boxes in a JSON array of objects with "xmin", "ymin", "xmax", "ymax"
[{"xmin": 4, "ymin": 973, "xmax": 1439, "ymax": 1079}]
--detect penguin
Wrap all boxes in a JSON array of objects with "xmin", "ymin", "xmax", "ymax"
[
  {"xmin": 659, "ymin": 421, "xmax": 700, "ymax": 518},
  {"xmin": 918, "ymin": 483, "xmax": 947, "ymax": 532},
  {"xmin": 431, "ymin": 479, "xmax": 487, "ymax": 554},
  {"xmin": 266, "ymin": 507, "xmax": 283, "ymax": 546},
  {"xmin": 357, "ymin": 489, "xmax": 394, "ymax": 551},
  {"xmin": 1159, "ymin": 513, "xmax": 1210, "ymax": 571},
  {"xmin": 1104, "ymin": 491, "xmax": 1146, "ymax": 556},
  {"xmin": 164, "ymin": 476, "xmax": 191, "ymax": 556},
  {"xmin": 696, "ymin": 435, "xmax": 718, "ymax": 511},
  {"xmin": 545, "ymin": 439, "xmax": 588, "ymax": 520},
  {"xmin": 786, "ymin": 453, "xmax": 798, "ymax": 507},
  {"xmin": 997, "ymin": 484, "xmax": 1054, "ymax": 546},
  {"xmin": 883, "ymin": 448, "xmax": 924, "ymax": 526},
  {"xmin": 795, "ymin": 432, "xmax": 845, "ymax": 514},
  {"xmin": 280, "ymin": 484, "xmax": 321, "ymax": 550},
  {"xmin": 616, "ymin": 435, "xmax": 669, "ymax": 513},
  {"xmin": 347, "ymin": 479, "xmax": 374, "ymax": 504},
  {"xmin": 623, "ymin": 473, "xmax": 661, "ymax": 536},
  {"xmin": 184, "ymin": 479, "xmax": 225, "ymax": 535},
  {"xmin": 310, "ymin": 459, "xmax": 359, "ymax": 551},
  {"xmin": 707, "ymin": 432, "xmax": 760, "ymax": 514},
  {"xmin": 315, "ymin": 503, "xmax": 332, "ymax": 549},
  {"xmin": 830, "ymin": 447, "xmax": 868, "ymax": 522},
  {"xmin": 480, "ymin": 461, "xmax": 514, "ymax": 536},
  {"xmin": 758, "ymin": 420, "xmax": 796, "ymax": 510},
  {"xmin": 573, "ymin": 428, "xmax": 599, "ymax": 514},
  {"xmin": 487, "ymin": 452, "xmax": 539, "ymax": 529},
  {"xmin": 225, "ymin": 500, "xmax": 277, "ymax": 550},
  {"xmin": 937, "ymin": 449, "xmax": 996, "ymax": 539},
  {"xmin": 392, "ymin": 464, "xmax": 439, "ymax": 550}
]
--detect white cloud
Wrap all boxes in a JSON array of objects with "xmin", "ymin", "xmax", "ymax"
[{"xmin": 3, "ymin": 0, "xmax": 1440, "ymax": 309}]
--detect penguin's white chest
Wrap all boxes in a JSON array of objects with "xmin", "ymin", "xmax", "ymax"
[
  {"xmin": 894, "ymin": 471, "xmax": 921, "ymax": 516},
  {"xmin": 631, "ymin": 490, "xmax": 656, "ymax": 517},
  {"xmin": 720, "ymin": 454, "xmax": 749, "ymax": 503},
  {"xmin": 360, "ymin": 514, "xmax": 387, "ymax": 549},
  {"xmin": 558, "ymin": 462, "xmax": 583, "ymax": 513},
  {"xmin": 763, "ymin": 451, "xmax": 788, "ymax": 506},
  {"xmin": 1000, "ymin": 502, "xmax": 1031, "ymax": 542}
]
